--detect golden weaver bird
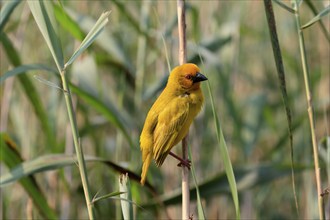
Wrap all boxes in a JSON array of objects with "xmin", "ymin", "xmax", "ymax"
[{"xmin": 140, "ymin": 63, "xmax": 207, "ymax": 185}]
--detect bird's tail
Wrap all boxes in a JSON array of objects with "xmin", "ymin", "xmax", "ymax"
[{"xmin": 140, "ymin": 153, "xmax": 152, "ymax": 185}]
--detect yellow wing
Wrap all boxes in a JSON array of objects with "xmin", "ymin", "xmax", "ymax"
[{"xmin": 153, "ymin": 98, "xmax": 189, "ymax": 166}]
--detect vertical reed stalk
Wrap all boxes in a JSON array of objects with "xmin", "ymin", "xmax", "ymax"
[
  {"xmin": 177, "ymin": 0, "xmax": 189, "ymax": 219},
  {"xmin": 292, "ymin": 1, "xmax": 324, "ymax": 219},
  {"xmin": 263, "ymin": 0, "xmax": 298, "ymax": 215},
  {"xmin": 60, "ymin": 71, "xmax": 96, "ymax": 220}
]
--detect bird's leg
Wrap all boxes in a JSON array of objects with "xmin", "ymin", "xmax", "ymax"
[{"xmin": 169, "ymin": 151, "xmax": 191, "ymax": 169}]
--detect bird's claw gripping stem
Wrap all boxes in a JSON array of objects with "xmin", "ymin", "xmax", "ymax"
[
  {"xmin": 169, "ymin": 151, "xmax": 191, "ymax": 170},
  {"xmin": 177, "ymin": 159, "xmax": 191, "ymax": 169}
]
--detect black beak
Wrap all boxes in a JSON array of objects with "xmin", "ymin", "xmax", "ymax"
[{"xmin": 192, "ymin": 72, "xmax": 208, "ymax": 83}]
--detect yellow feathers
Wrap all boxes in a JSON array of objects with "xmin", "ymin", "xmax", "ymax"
[{"xmin": 140, "ymin": 63, "xmax": 207, "ymax": 185}]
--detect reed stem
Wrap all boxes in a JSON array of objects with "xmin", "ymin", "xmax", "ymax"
[
  {"xmin": 60, "ymin": 71, "xmax": 96, "ymax": 220},
  {"xmin": 177, "ymin": 0, "xmax": 190, "ymax": 219},
  {"xmin": 292, "ymin": 1, "xmax": 324, "ymax": 219}
]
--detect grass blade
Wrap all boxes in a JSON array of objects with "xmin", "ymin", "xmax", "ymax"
[
  {"xmin": 263, "ymin": 0, "xmax": 298, "ymax": 215},
  {"xmin": 305, "ymin": 0, "xmax": 330, "ymax": 42},
  {"xmin": 54, "ymin": 3, "xmax": 85, "ymax": 41},
  {"xmin": 301, "ymin": 5, "xmax": 330, "ymax": 29},
  {"xmin": 0, "ymin": 137, "xmax": 147, "ymax": 192},
  {"xmin": 0, "ymin": 0, "xmax": 21, "ymax": 32},
  {"xmin": 206, "ymin": 80, "xmax": 240, "ymax": 219},
  {"xmin": 27, "ymin": 0, "xmax": 64, "ymax": 71},
  {"xmin": 0, "ymin": 153, "xmax": 98, "ymax": 187},
  {"xmin": 0, "ymin": 152, "xmax": 140, "ymax": 187},
  {"xmin": 65, "ymin": 7, "xmax": 134, "ymax": 73},
  {"xmin": 272, "ymin": 0, "xmax": 296, "ymax": 13},
  {"xmin": 92, "ymin": 192, "xmax": 126, "ymax": 204},
  {"xmin": 0, "ymin": 64, "xmax": 57, "ymax": 83},
  {"xmin": 0, "ymin": 134, "xmax": 57, "ymax": 219},
  {"xmin": 65, "ymin": 11, "xmax": 111, "ymax": 68}
]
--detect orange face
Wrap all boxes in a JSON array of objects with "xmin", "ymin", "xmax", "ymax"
[{"xmin": 175, "ymin": 64, "xmax": 208, "ymax": 90}]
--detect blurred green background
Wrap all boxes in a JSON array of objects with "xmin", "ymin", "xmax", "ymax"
[{"xmin": 0, "ymin": 0, "xmax": 329, "ymax": 219}]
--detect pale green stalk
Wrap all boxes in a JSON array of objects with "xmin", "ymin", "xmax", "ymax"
[
  {"xmin": 60, "ymin": 71, "xmax": 96, "ymax": 220},
  {"xmin": 292, "ymin": 1, "xmax": 324, "ymax": 219}
]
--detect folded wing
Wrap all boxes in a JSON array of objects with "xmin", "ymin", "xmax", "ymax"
[{"xmin": 153, "ymin": 98, "xmax": 189, "ymax": 166}]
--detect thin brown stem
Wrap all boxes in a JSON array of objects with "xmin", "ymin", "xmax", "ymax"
[
  {"xmin": 292, "ymin": 0, "xmax": 324, "ymax": 219},
  {"xmin": 177, "ymin": 0, "xmax": 189, "ymax": 219}
]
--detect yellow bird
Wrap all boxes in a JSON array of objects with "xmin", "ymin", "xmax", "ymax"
[{"xmin": 140, "ymin": 63, "xmax": 207, "ymax": 185}]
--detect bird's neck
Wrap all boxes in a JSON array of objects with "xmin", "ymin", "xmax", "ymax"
[{"xmin": 164, "ymin": 84, "xmax": 201, "ymax": 98}]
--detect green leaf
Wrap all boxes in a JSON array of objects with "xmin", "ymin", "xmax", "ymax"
[
  {"xmin": 0, "ymin": 152, "xmax": 140, "ymax": 187},
  {"xmin": 119, "ymin": 174, "xmax": 134, "ymax": 220},
  {"xmin": 272, "ymin": 0, "xmax": 296, "ymax": 13},
  {"xmin": 65, "ymin": 11, "xmax": 111, "ymax": 68},
  {"xmin": 0, "ymin": 153, "xmax": 97, "ymax": 187},
  {"xmin": 301, "ymin": 5, "xmax": 330, "ymax": 29},
  {"xmin": 0, "ymin": 0, "xmax": 22, "ymax": 32},
  {"xmin": 54, "ymin": 4, "xmax": 85, "ymax": 41},
  {"xmin": 65, "ymin": 7, "xmax": 134, "ymax": 73},
  {"xmin": 305, "ymin": 0, "xmax": 330, "ymax": 42},
  {"xmin": 207, "ymin": 80, "xmax": 241, "ymax": 219},
  {"xmin": 0, "ymin": 134, "xmax": 57, "ymax": 219},
  {"xmin": 92, "ymin": 191, "xmax": 142, "ymax": 209},
  {"xmin": 0, "ymin": 63, "xmax": 57, "ymax": 83},
  {"xmin": 28, "ymin": 0, "xmax": 64, "ymax": 71},
  {"xmin": 92, "ymin": 191, "xmax": 126, "ymax": 204}
]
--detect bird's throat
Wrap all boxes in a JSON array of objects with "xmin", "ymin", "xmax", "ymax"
[{"xmin": 180, "ymin": 91, "xmax": 190, "ymax": 98}]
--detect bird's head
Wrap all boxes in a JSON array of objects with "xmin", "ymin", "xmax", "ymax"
[{"xmin": 168, "ymin": 63, "xmax": 208, "ymax": 92}]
